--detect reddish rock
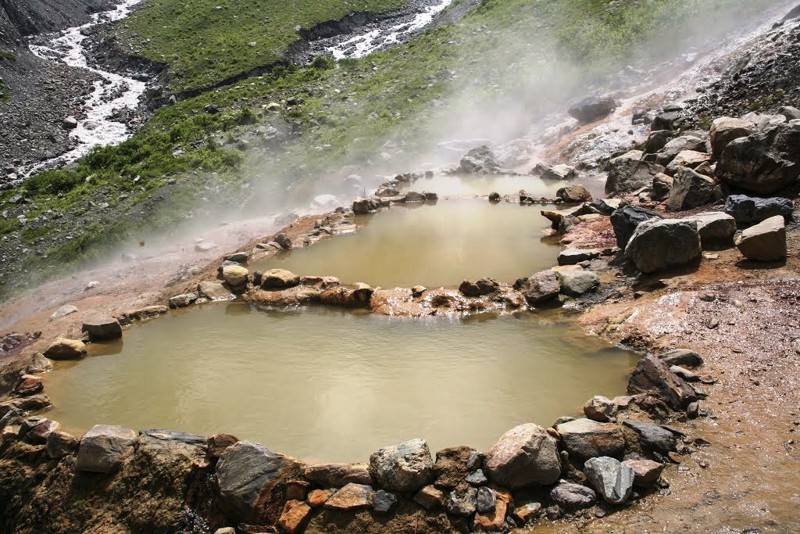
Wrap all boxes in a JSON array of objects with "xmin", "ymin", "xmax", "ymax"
[
  {"xmin": 512, "ymin": 502, "xmax": 542, "ymax": 524},
  {"xmin": 622, "ymin": 459, "xmax": 665, "ymax": 488},
  {"xmin": 307, "ymin": 489, "xmax": 335, "ymax": 508},
  {"xmin": 414, "ymin": 485, "xmax": 445, "ymax": 510},
  {"xmin": 474, "ymin": 493, "xmax": 509, "ymax": 531},
  {"xmin": 433, "ymin": 446, "xmax": 481, "ymax": 489},
  {"xmin": 14, "ymin": 375, "xmax": 43, "ymax": 397},
  {"xmin": 207, "ymin": 433, "xmax": 239, "ymax": 460},
  {"xmin": 278, "ymin": 500, "xmax": 313, "ymax": 534},
  {"xmin": 323, "ymin": 483, "xmax": 374, "ymax": 511},
  {"xmin": 21, "ymin": 418, "xmax": 60, "ymax": 444}
]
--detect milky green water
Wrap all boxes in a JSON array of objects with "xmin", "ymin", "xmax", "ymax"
[
  {"xmin": 253, "ymin": 200, "xmax": 562, "ymax": 288},
  {"xmin": 44, "ymin": 303, "xmax": 637, "ymax": 462}
]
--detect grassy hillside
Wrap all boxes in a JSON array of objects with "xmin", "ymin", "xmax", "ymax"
[
  {"xmin": 0, "ymin": 0, "xmax": 781, "ymax": 298},
  {"xmin": 116, "ymin": 0, "xmax": 407, "ymax": 91}
]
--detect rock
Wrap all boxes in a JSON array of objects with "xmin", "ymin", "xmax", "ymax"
[
  {"xmin": 194, "ymin": 242, "xmax": 217, "ymax": 252},
  {"xmin": 622, "ymin": 459, "xmax": 664, "ymax": 488},
  {"xmin": 286, "ymin": 480, "xmax": 310, "ymax": 502},
  {"xmin": 622, "ymin": 421, "xmax": 678, "ymax": 455},
  {"xmin": 651, "ymin": 107, "xmax": 685, "ymax": 131},
  {"xmin": 717, "ymin": 121, "xmax": 800, "ymax": 194},
  {"xmin": 665, "ymin": 167, "xmax": 716, "ymax": 211},
  {"xmin": 659, "ymin": 349, "xmax": 704, "ymax": 368},
  {"xmin": 300, "ymin": 275, "xmax": 340, "ymax": 289},
  {"xmin": 583, "ymin": 395, "xmax": 618, "ymax": 422},
  {"xmin": 459, "ymin": 278, "xmax": 499, "ymax": 297},
  {"xmin": 261, "ymin": 269, "xmax": 300, "ymax": 289},
  {"xmin": 274, "ymin": 233, "xmax": 292, "ymax": 249},
  {"xmin": 557, "ymin": 184, "xmax": 592, "ymax": 203},
  {"xmin": 323, "ymin": 482, "xmax": 374, "ymax": 511},
  {"xmin": 610, "ymin": 205, "xmax": 663, "ymax": 250},
  {"xmin": 518, "ymin": 270, "xmax": 561, "ymax": 307},
  {"xmin": 222, "ymin": 265, "xmax": 249, "ymax": 287},
  {"xmin": 376, "ymin": 184, "xmax": 400, "ymax": 197},
  {"xmin": 197, "ymin": 281, "xmax": 234, "ymax": 300},
  {"xmin": 555, "ymin": 418, "xmax": 625, "ymax": 462},
  {"xmin": 473, "ymin": 489, "xmax": 509, "ymax": 531},
  {"xmin": 643, "ymin": 130, "xmax": 674, "ymax": 154},
  {"xmin": 216, "ymin": 441, "xmax": 296, "ymax": 520},
  {"xmin": 43, "ymin": 338, "xmax": 86, "ymax": 360},
  {"xmin": 557, "ymin": 249, "xmax": 601, "ymax": 266},
  {"xmin": 169, "ymin": 292, "xmax": 198, "ymax": 308},
  {"xmin": 204, "ymin": 104, "xmax": 219, "ymax": 114},
  {"xmin": 319, "ymin": 284, "xmax": 373, "ymax": 308},
  {"xmin": 778, "ymin": 106, "xmax": 800, "ymax": 121},
  {"xmin": 352, "ymin": 197, "xmax": 381, "ymax": 214},
  {"xmin": 488, "ymin": 192, "xmax": 501, "ymax": 203},
  {"xmin": 652, "ymin": 173, "xmax": 674, "ymax": 201},
  {"xmin": 307, "ymin": 489, "xmax": 334, "ymax": 508},
  {"xmin": 465, "ymin": 469, "xmax": 488, "ymax": 486},
  {"xmin": 50, "ymin": 304, "xmax": 78, "ymax": 320},
  {"xmin": 735, "ymin": 215, "xmax": 787, "ymax": 261},
  {"xmin": 584, "ymin": 457, "xmax": 634, "ymax": 504},
  {"xmin": 605, "ymin": 150, "xmax": 665, "ymax": 195},
  {"xmin": 207, "ymin": 433, "xmax": 238, "ymax": 460},
  {"xmin": 414, "ymin": 485, "xmax": 446, "ymax": 510},
  {"xmin": 433, "ymin": 446, "xmax": 481, "ymax": 489},
  {"xmin": 484, "ymin": 423, "xmax": 561, "ymax": 488},
  {"xmin": 81, "ymin": 317, "xmax": 123, "ymax": 341},
  {"xmin": 62, "ymin": 116, "xmax": 78, "ymax": 129},
  {"xmin": 624, "ymin": 219, "xmax": 701, "ymax": 273},
  {"xmin": 590, "ymin": 197, "xmax": 625, "ymax": 215},
  {"xmin": 75, "ymin": 424, "xmax": 137, "ymax": 474},
  {"xmin": 476, "ymin": 486, "xmax": 496, "ymax": 513},
  {"xmin": 512, "ymin": 502, "xmax": 543, "ymax": 524},
  {"xmin": 373, "ymin": 490, "xmax": 398, "ymax": 512},
  {"xmin": 304, "ymin": 463, "xmax": 372, "ymax": 487},
  {"xmin": 23, "ymin": 418, "xmax": 60, "ymax": 444},
  {"xmin": 549, "ymin": 482, "xmax": 597, "ymax": 509},
  {"xmin": 278, "ymin": 500, "xmax": 313, "ymax": 534},
  {"xmin": 557, "ymin": 270, "xmax": 599, "ymax": 297},
  {"xmin": 724, "ymin": 195, "xmax": 794, "ymax": 224},
  {"xmin": 665, "ymin": 150, "xmax": 712, "ymax": 175},
  {"xmin": 459, "ymin": 145, "xmax": 500, "ymax": 174},
  {"xmin": 709, "ymin": 117, "xmax": 755, "ymax": 160},
  {"xmin": 119, "ymin": 305, "xmax": 169, "ymax": 323},
  {"xmin": 369, "ymin": 438, "xmax": 434, "ymax": 492},
  {"xmin": 542, "ymin": 164, "xmax": 578, "ymax": 181},
  {"xmin": 690, "ymin": 212, "xmax": 737, "ymax": 248},
  {"xmin": 14, "ymin": 375, "xmax": 43, "ymax": 396},
  {"xmin": 568, "ymin": 95, "xmax": 617, "ymax": 124},
  {"xmin": 47, "ymin": 430, "xmax": 79, "ymax": 459},
  {"xmin": 445, "ymin": 484, "xmax": 478, "ymax": 516},
  {"xmin": 224, "ymin": 252, "xmax": 249, "ymax": 263},
  {"xmin": 628, "ymin": 355, "xmax": 698, "ymax": 410},
  {"xmin": 403, "ymin": 191, "xmax": 426, "ymax": 203},
  {"xmin": 655, "ymin": 136, "xmax": 707, "ymax": 166}
]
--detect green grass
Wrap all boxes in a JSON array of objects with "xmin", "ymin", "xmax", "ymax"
[
  {"xmin": 0, "ymin": 50, "xmax": 16, "ymax": 61},
  {"xmin": 117, "ymin": 0, "xmax": 407, "ymax": 91}
]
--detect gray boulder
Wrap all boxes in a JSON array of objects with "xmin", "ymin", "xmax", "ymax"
[
  {"xmin": 353, "ymin": 197, "xmax": 381, "ymax": 214},
  {"xmin": 476, "ymin": 486, "xmax": 496, "ymax": 514},
  {"xmin": 605, "ymin": 150, "xmax": 665, "ymax": 195},
  {"xmin": 47, "ymin": 430, "xmax": 79, "ymax": 459},
  {"xmin": 584, "ymin": 457, "xmax": 635, "ymax": 505},
  {"xmin": 373, "ymin": 490, "xmax": 398, "ymax": 512},
  {"xmin": 735, "ymin": 215, "xmax": 787, "ymax": 261},
  {"xmin": 643, "ymin": 130, "xmax": 674, "ymax": 154},
  {"xmin": 652, "ymin": 173, "xmax": 674, "ymax": 201},
  {"xmin": 690, "ymin": 212, "xmax": 736, "ymax": 248},
  {"xmin": 557, "ymin": 249, "xmax": 601, "ymax": 266},
  {"xmin": 169, "ymin": 292, "xmax": 198, "ymax": 308},
  {"xmin": 369, "ymin": 438, "xmax": 434, "ymax": 492},
  {"xmin": 542, "ymin": 164, "xmax": 578, "ymax": 181},
  {"xmin": 651, "ymin": 107, "xmax": 685, "ymax": 131},
  {"xmin": 568, "ymin": 95, "xmax": 617, "ymax": 124},
  {"xmin": 665, "ymin": 150, "xmax": 712, "ymax": 175},
  {"xmin": 709, "ymin": 117, "xmax": 755, "ymax": 160},
  {"xmin": 724, "ymin": 195, "xmax": 793, "ymax": 224},
  {"xmin": 628, "ymin": 355, "xmax": 698, "ymax": 410},
  {"xmin": 624, "ymin": 219, "xmax": 701, "ymax": 273},
  {"xmin": 610, "ymin": 205, "xmax": 663, "ymax": 249},
  {"xmin": 556, "ymin": 184, "xmax": 592, "ymax": 203},
  {"xmin": 459, "ymin": 146, "xmax": 500, "ymax": 175},
  {"xmin": 555, "ymin": 418, "xmax": 625, "ymax": 462},
  {"xmin": 484, "ymin": 423, "xmax": 561, "ymax": 488},
  {"xmin": 665, "ymin": 167, "xmax": 716, "ymax": 211},
  {"xmin": 557, "ymin": 270, "xmax": 600, "ymax": 297},
  {"xmin": 622, "ymin": 421, "xmax": 678, "ymax": 455},
  {"xmin": 445, "ymin": 485, "xmax": 478, "ymax": 516},
  {"xmin": 518, "ymin": 270, "xmax": 561, "ymax": 307},
  {"xmin": 75, "ymin": 425, "xmax": 137, "ymax": 474},
  {"xmin": 549, "ymin": 482, "xmax": 597, "ymax": 509},
  {"xmin": 216, "ymin": 441, "xmax": 296, "ymax": 520}
]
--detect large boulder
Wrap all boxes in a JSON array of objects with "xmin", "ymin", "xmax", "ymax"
[
  {"xmin": 216, "ymin": 441, "xmax": 297, "ymax": 521},
  {"xmin": 353, "ymin": 197, "xmax": 381, "ymax": 215},
  {"xmin": 584, "ymin": 457, "xmax": 635, "ymax": 505},
  {"xmin": 81, "ymin": 317, "xmax": 123, "ymax": 341},
  {"xmin": 557, "ymin": 270, "xmax": 600, "ymax": 297},
  {"xmin": 709, "ymin": 117, "xmax": 755, "ymax": 160},
  {"xmin": 568, "ymin": 95, "xmax": 617, "ymax": 124},
  {"xmin": 716, "ymin": 120, "xmax": 800, "ymax": 194},
  {"xmin": 735, "ymin": 215, "xmax": 787, "ymax": 261},
  {"xmin": 690, "ymin": 212, "xmax": 737, "ymax": 248},
  {"xmin": 605, "ymin": 150, "xmax": 665, "ymax": 195},
  {"xmin": 643, "ymin": 130, "xmax": 674, "ymax": 154},
  {"xmin": 627, "ymin": 355, "xmax": 698, "ymax": 410},
  {"xmin": 261, "ymin": 269, "xmax": 300, "ymax": 290},
  {"xmin": 459, "ymin": 145, "xmax": 500, "ymax": 175},
  {"xmin": 555, "ymin": 418, "xmax": 625, "ymax": 463},
  {"xmin": 610, "ymin": 205, "xmax": 663, "ymax": 249},
  {"xmin": 517, "ymin": 270, "xmax": 561, "ymax": 307},
  {"xmin": 556, "ymin": 184, "xmax": 592, "ymax": 203},
  {"xmin": 75, "ymin": 425, "xmax": 137, "ymax": 474},
  {"xmin": 665, "ymin": 167, "xmax": 717, "ymax": 211},
  {"xmin": 43, "ymin": 338, "xmax": 87, "ymax": 360},
  {"xmin": 624, "ymin": 219, "xmax": 701, "ymax": 273},
  {"xmin": 724, "ymin": 194, "xmax": 794, "ymax": 224},
  {"xmin": 484, "ymin": 423, "xmax": 561, "ymax": 488},
  {"xmin": 369, "ymin": 439, "xmax": 434, "ymax": 492}
]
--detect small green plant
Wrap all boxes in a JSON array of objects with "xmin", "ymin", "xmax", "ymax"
[
  {"xmin": 311, "ymin": 54, "xmax": 335, "ymax": 70},
  {"xmin": 0, "ymin": 50, "xmax": 16, "ymax": 61}
]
